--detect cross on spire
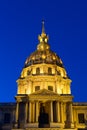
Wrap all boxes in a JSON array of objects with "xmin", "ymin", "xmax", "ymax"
[{"xmin": 42, "ymin": 20, "xmax": 45, "ymax": 33}]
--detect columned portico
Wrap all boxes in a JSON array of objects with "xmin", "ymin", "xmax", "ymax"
[{"xmin": 15, "ymin": 92, "xmax": 73, "ymax": 129}]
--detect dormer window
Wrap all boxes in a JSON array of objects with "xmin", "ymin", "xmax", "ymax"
[
  {"xmin": 48, "ymin": 67, "xmax": 52, "ymax": 74},
  {"xmin": 36, "ymin": 67, "xmax": 40, "ymax": 74}
]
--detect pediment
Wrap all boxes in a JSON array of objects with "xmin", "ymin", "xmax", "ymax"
[{"xmin": 30, "ymin": 89, "xmax": 59, "ymax": 96}]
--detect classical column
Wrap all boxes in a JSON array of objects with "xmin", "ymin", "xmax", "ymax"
[
  {"xmin": 60, "ymin": 102, "xmax": 64, "ymax": 123},
  {"xmin": 50, "ymin": 101, "xmax": 53, "ymax": 122},
  {"xmin": 36, "ymin": 101, "xmax": 39, "ymax": 122},
  {"xmin": 73, "ymin": 107, "xmax": 76, "ymax": 123},
  {"xmin": 69, "ymin": 102, "xmax": 73, "ymax": 123},
  {"xmin": 58, "ymin": 102, "xmax": 61, "ymax": 122},
  {"xmin": 65, "ymin": 102, "xmax": 73, "ymax": 128},
  {"xmin": 29, "ymin": 102, "xmax": 31, "ymax": 123},
  {"xmin": 25, "ymin": 102, "xmax": 28, "ymax": 123},
  {"xmin": 16, "ymin": 102, "xmax": 19, "ymax": 122},
  {"xmin": 33, "ymin": 102, "xmax": 35, "ymax": 123},
  {"xmin": 56, "ymin": 101, "xmax": 58, "ymax": 122},
  {"xmin": 72, "ymin": 107, "xmax": 74, "ymax": 123},
  {"xmin": 56, "ymin": 101, "xmax": 60, "ymax": 123}
]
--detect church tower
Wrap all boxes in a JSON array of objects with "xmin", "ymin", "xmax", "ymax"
[{"xmin": 15, "ymin": 22, "xmax": 74, "ymax": 129}]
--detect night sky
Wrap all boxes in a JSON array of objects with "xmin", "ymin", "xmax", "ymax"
[{"xmin": 0, "ymin": 0, "xmax": 87, "ymax": 102}]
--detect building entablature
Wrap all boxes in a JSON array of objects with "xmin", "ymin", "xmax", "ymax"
[
  {"xmin": 17, "ymin": 75, "xmax": 71, "ymax": 83},
  {"xmin": 28, "ymin": 95, "xmax": 73, "ymax": 102},
  {"xmin": 15, "ymin": 94, "xmax": 29, "ymax": 102},
  {"xmin": 15, "ymin": 89, "xmax": 73, "ymax": 102},
  {"xmin": 73, "ymin": 102, "xmax": 87, "ymax": 106},
  {"xmin": 72, "ymin": 105, "xmax": 87, "ymax": 110}
]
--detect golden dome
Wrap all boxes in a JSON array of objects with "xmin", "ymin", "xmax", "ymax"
[{"xmin": 24, "ymin": 22, "xmax": 63, "ymax": 68}]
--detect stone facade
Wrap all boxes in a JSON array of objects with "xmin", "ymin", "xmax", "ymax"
[
  {"xmin": 0, "ymin": 103, "xmax": 16, "ymax": 130},
  {"xmin": 0, "ymin": 23, "xmax": 87, "ymax": 130}
]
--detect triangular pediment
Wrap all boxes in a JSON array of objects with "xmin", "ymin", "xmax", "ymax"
[{"xmin": 30, "ymin": 89, "xmax": 59, "ymax": 96}]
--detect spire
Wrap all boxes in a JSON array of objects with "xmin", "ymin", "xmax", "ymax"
[
  {"xmin": 42, "ymin": 20, "xmax": 45, "ymax": 34},
  {"xmin": 37, "ymin": 21, "xmax": 50, "ymax": 51}
]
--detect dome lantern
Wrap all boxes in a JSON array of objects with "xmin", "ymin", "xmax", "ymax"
[{"xmin": 37, "ymin": 21, "xmax": 50, "ymax": 51}]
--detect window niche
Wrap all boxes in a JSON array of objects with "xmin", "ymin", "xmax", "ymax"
[
  {"xmin": 48, "ymin": 67, "xmax": 52, "ymax": 75},
  {"xmin": 57, "ymin": 70, "xmax": 61, "ymax": 75},
  {"xmin": 27, "ymin": 70, "xmax": 30, "ymax": 75},
  {"xmin": 36, "ymin": 67, "xmax": 40, "ymax": 75},
  {"xmin": 48, "ymin": 86, "xmax": 53, "ymax": 91},
  {"xmin": 35, "ymin": 86, "xmax": 40, "ymax": 91},
  {"xmin": 4, "ymin": 113, "xmax": 11, "ymax": 123},
  {"xmin": 78, "ymin": 113, "xmax": 85, "ymax": 123}
]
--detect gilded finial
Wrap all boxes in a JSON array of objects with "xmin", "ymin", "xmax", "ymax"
[{"xmin": 42, "ymin": 20, "xmax": 45, "ymax": 33}]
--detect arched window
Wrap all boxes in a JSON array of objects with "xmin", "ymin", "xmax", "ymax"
[
  {"xmin": 48, "ymin": 67, "xmax": 52, "ymax": 74},
  {"xmin": 36, "ymin": 67, "xmax": 40, "ymax": 74}
]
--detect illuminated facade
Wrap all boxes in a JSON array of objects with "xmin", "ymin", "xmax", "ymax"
[{"xmin": 0, "ymin": 22, "xmax": 87, "ymax": 130}]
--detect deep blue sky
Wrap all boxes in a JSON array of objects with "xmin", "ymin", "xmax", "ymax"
[{"xmin": 0, "ymin": 0, "xmax": 87, "ymax": 102}]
